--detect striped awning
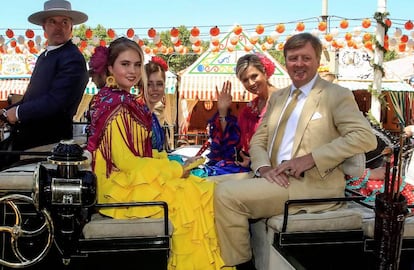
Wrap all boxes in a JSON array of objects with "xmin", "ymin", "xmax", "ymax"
[
  {"xmin": 179, "ymin": 74, "xmax": 292, "ymax": 102},
  {"xmin": 0, "ymin": 78, "xmax": 30, "ymax": 100}
]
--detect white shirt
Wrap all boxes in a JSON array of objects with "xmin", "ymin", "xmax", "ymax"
[{"xmin": 272, "ymin": 74, "xmax": 318, "ymax": 165}]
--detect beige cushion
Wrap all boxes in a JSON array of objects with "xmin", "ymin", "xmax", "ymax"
[
  {"xmin": 266, "ymin": 207, "xmax": 362, "ymax": 232},
  {"xmin": 362, "ymin": 215, "xmax": 414, "ymax": 238},
  {"xmin": 82, "ymin": 213, "xmax": 173, "ymax": 239}
]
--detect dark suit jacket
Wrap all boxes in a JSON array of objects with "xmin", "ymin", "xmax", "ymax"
[{"xmin": 11, "ymin": 40, "xmax": 88, "ymax": 150}]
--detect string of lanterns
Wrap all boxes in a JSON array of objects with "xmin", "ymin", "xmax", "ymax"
[{"xmin": 0, "ymin": 17, "xmax": 413, "ymax": 56}]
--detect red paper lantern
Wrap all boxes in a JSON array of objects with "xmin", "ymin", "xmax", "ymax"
[
  {"xmin": 339, "ymin": 19, "xmax": 349, "ymax": 29},
  {"xmin": 27, "ymin": 40, "xmax": 35, "ymax": 48},
  {"xmin": 170, "ymin": 27, "xmax": 179, "ymax": 37},
  {"xmin": 6, "ymin": 29, "xmax": 14, "ymax": 38},
  {"xmin": 209, "ymin": 26, "xmax": 220, "ymax": 36},
  {"xmin": 318, "ymin": 21, "xmax": 327, "ymax": 32},
  {"xmin": 256, "ymin": 24, "xmax": 265, "ymax": 35},
  {"xmin": 190, "ymin": 26, "xmax": 200, "ymax": 37},
  {"xmin": 401, "ymin": 34, "xmax": 409, "ymax": 43},
  {"xmin": 85, "ymin": 28, "xmax": 93, "ymax": 39},
  {"xmin": 10, "ymin": 40, "xmax": 16, "ymax": 47},
  {"xmin": 107, "ymin": 28, "xmax": 115, "ymax": 39},
  {"xmin": 148, "ymin": 28, "xmax": 157, "ymax": 38},
  {"xmin": 275, "ymin": 24, "xmax": 285, "ymax": 34},
  {"xmin": 296, "ymin": 22, "xmax": 305, "ymax": 32},
  {"xmin": 138, "ymin": 39, "xmax": 144, "ymax": 47},
  {"xmin": 100, "ymin": 40, "xmax": 106, "ymax": 47},
  {"xmin": 362, "ymin": 18, "xmax": 371, "ymax": 29},
  {"xmin": 126, "ymin": 28, "xmax": 134, "ymax": 38},
  {"xmin": 364, "ymin": 41, "xmax": 373, "ymax": 51},
  {"xmin": 324, "ymin": 33, "xmax": 333, "ymax": 42},
  {"xmin": 25, "ymin": 29, "xmax": 34, "ymax": 39},
  {"xmin": 399, "ymin": 43, "xmax": 406, "ymax": 52},
  {"xmin": 385, "ymin": 19, "xmax": 392, "ymax": 28},
  {"xmin": 405, "ymin": 20, "xmax": 414, "ymax": 31},
  {"xmin": 80, "ymin": 40, "xmax": 87, "ymax": 48}
]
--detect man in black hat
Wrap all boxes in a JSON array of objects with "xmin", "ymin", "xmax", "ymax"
[{"xmin": 0, "ymin": 0, "xmax": 89, "ymax": 169}]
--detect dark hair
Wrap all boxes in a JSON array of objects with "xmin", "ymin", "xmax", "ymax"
[
  {"xmin": 145, "ymin": 61, "xmax": 166, "ymax": 82},
  {"xmin": 283, "ymin": 33, "xmax": 323, "ymax": 60}
]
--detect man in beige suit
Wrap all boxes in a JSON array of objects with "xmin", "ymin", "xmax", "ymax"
[{"xmin": 213, "ymin": 33, "xmax": 377, "ymax": 270}]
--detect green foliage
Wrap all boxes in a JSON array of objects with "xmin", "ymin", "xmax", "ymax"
[{"xmin": 267, "ymin": 50, "xmax": 285, "ymax": 66}]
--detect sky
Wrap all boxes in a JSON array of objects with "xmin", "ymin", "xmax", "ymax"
[{"xmin": 0, "ymin": 0, "xmax": 412, "ymax": 38}]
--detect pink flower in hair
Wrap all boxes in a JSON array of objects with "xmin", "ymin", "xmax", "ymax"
[
  {"xmin": 89, "ymin": 46, "xmax": 109, "ymax": 75},
  {"xmin": 151, "ymin": 56, "xmax": 168, "ymax": 71},
  {"xmin": 255, "ymin": 53, "xmax": 275, "ymax": 78}
]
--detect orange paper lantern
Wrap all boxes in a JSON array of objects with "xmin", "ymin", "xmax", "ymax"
[
  {"xmin": 318, "ymin": 21, "xmax": 327, "ymax": 32},
  {"xmin": 363, "ymin": 33, "xmax": 371, "ymax": 42},
  {"xmin": 399, "ymin": 43, "xmax": 406, "ymax": 52},
  {"xmin": 256, "ymin": 24, "xmax": 265, "ymax": 35},
  {"xmin": 170, "ymin": 27, "xmax": 179, "ymax": 37},
  {"xmin": 324, "ymin": 33, "xmax": 333, "ymax": 42},
  {"xmin": 405, "ymin": 20, "xmax": 414, "ymax": 31},
  {"xmin": 233, "ymin": 25, "xmax": 243, "ymax": 35},
  {"xmin": 364, "ymin": 41, "xmax": 373, "ymax": 51},
  {"xmin": 25, "ymin": 29, "xmax": 35, "ymax": 39},
  {"xmin": 209, "ymin": 26, "xmax": 220, "ymax": 36},
  {"xmin": 100, "ymin": 40, "xmax": 106, "ymax": 47},
  {"xmin": 27, "ymin": 40, "xmax": 35, "ymax": 48},
  {"xmin": 362, "ymin": 18, "xmax": 371, "ymax": 28},
  {"xmin": 339, "ymin": 19, "xmax": 349, "ymax": 29},
  {"xmin": 190, "ymin": 26, "xmax": 200, "ymax": 37},
  {"xmin": 344, "ymin": 32, "xmax": 352, "ymax": 41},
  {"xmin": 296, "ymin": 22, "xmax": 305, "ymax": 32},
  {"xmin": 148, "ymin": 28, "xmax": 157, "ymax": 38},
  {"xmin": 275, "ymin": 24, "xmax": 285, "ymax": 34},
  {"xmin": 126, "ymin": 28, "xmax": 134, "ymax": 38},
  {"xmin": 10, "ymin": 40, "xmax": 16, "ymax": 47}
]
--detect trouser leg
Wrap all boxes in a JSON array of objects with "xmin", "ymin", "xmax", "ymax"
[{"xmin": 214, "ymin": 177, "xmax": 288, "ymax": 266}]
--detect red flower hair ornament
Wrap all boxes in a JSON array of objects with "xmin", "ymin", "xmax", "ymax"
[
  {"xmin": 151, "ymin": 56, "xmax": 168, "ymax": 71},
  {"xmin": 89, "ymin": 46, "xmax": 109, "ymax": 75},
  {"xmin": 255, "ymin": 53, "xmax": 275, "ymax": 78}
]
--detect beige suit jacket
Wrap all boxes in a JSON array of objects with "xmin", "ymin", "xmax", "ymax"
[{"xmin": 249, "ymin": 76, "xmax": 377, "ymax": 210}]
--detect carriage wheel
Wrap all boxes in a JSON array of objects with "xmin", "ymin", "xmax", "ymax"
[{"xmin": 0, "ymin": 194, "xmax": 54, "ymax": 268}]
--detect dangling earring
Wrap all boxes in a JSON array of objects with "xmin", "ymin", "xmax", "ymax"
[
  {"xmin": 242, "ymin": 90, "xmax": 246, "ymax": 100},
  {"xmin": 106, "ymin": 75, "xmax": 117, "ymax": 88}
]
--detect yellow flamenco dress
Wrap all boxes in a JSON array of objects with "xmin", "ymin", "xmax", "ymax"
[{"xmin": 87, "ymin": 87, "xmax": 233, "ymax": 270}]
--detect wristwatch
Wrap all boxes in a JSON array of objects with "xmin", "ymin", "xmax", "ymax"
[{"xmin": 1, "ymin": 109, "xmax": 8, "ymax": 122}]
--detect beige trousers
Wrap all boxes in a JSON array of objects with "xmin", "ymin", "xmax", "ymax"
[{"xmin": 213, "ymin": 176, "xmax": 289, "ymax": 266}]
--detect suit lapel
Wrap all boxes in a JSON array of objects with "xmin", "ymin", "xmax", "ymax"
[{"xmin": 292, "ymin": 78, "xmax": 324, "ymax": 154}]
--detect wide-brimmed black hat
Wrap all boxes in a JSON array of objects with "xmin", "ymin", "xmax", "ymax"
[{"xmin": 28, "ymin": 0, "xmax": 88, "ymax": 26}]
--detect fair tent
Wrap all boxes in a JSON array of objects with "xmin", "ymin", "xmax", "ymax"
[{"xmin": 177, "ymin": 29, "xmax": 291, "ymax": 135}]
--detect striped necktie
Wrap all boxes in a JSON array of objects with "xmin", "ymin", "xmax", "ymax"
[{"xmin": 270, "ymin": 89, "xmax": 301, "ymax": 165}]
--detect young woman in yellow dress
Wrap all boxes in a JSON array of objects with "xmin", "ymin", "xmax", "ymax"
[{"xmin": 86, "ymin": 37, "xmax": 233, "ymax": 270}]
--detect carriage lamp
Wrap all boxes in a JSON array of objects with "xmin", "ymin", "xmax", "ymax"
[{"xmin": 33, "ymin": 140, "xmax": 96, "ymax": 263}]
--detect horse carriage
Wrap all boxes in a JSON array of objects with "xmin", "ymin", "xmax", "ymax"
[{"xmin": 1, "ymin": 119, "xmax": 414, "ymax": 270}]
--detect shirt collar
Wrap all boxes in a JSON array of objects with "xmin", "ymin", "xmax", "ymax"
[{"xmin": 290, "ymin": 73, "xmax": 318, "ymax": 97}]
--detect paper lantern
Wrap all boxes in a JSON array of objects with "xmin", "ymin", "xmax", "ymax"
[
  {"xmin": 25, "ymin": 29, "xmax": 34, "ymax": 39},
  {"xmin": 344, "ymin": 33, "xmax": 352, "ymax": 41},
  {"xmin": 401, "ymin": 35, "xmax": 409, "ymax": 43},
  {"xmin": 27, "ymin": 40, "xmax": 35, "ymax": 48},
  {"xmin": 85, "ymin": 28, "xmax": 93, "ymax": 39},
  {"xmin": 364, "ymin": 40, "xmax": 373, "ymax": 50},
  {"xmin": 362, "ymin": 19, "xmax": 371, "ymax": 29},
  {"xmin": 100, "ymin": 40, "xmax": 106, "ymax": 47},
  {"xmin": 324, "ymin": 33, "xmax": 333, "ymax": 42},
  {"xmin": 339, "ymin": 19, "xmax": 349, "ymax": 29},
  {"xmin": 405, "ymin": 20, "xmax": 414, "ymax": 31},
  {"xmin": 144, "ymin": 47, "xmax": 151, "ymax": 54},
  {"xmin": 107, "ymin": 28, "xmax": 115, "ymax": 39},
  {"xmin": 385, "ymin": 19, "xmax": 392, "ymax": 28},
  {"xmin": 170, "ymin": 27, "xmax": 179, "ymax": 37},
  {"xmin": 209, "ymin": 26, "xmax": 220, "ymax": 36},
  {"xmin": 275, "ymin": 24, "xmax": 285, "ymax": 34},
  {"xmin": 190, "ymin": 27, "xmax": 200, "ymax": 37},
  {"xmin": 363, "ymin": 33, "xmax": 371, "ymax": 42},
  {"xmin": 256, "ymin": 24, "xmax": 265, "ymax": 35},
  {"xmin": 10, "ymin": 40, "xmax": 16, "ymax": 47},
  {"xmin": 233, "ymin": 25, "xmax": 242, "ymax": 35},
  {"xmin": 296, "ymin": 22, "xmax": 305, "ymax": 32},
  {"xmin": 126, "ymin": 28, "xmax": 134, "ymax": 38},
  {"xmin": 399, "ymin": 43, "xmax": 406, "ymax": 52},
  {"xmin": 147, "ymin": 28, "xmax": 156, "ymax": 38},
  {"xmin": 6, "ymin": 29, "xmax": 14, "ymax": 39},
  {"xmin": 318, "ymin": 21, "xmax": 327, "ymax": 32}
]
